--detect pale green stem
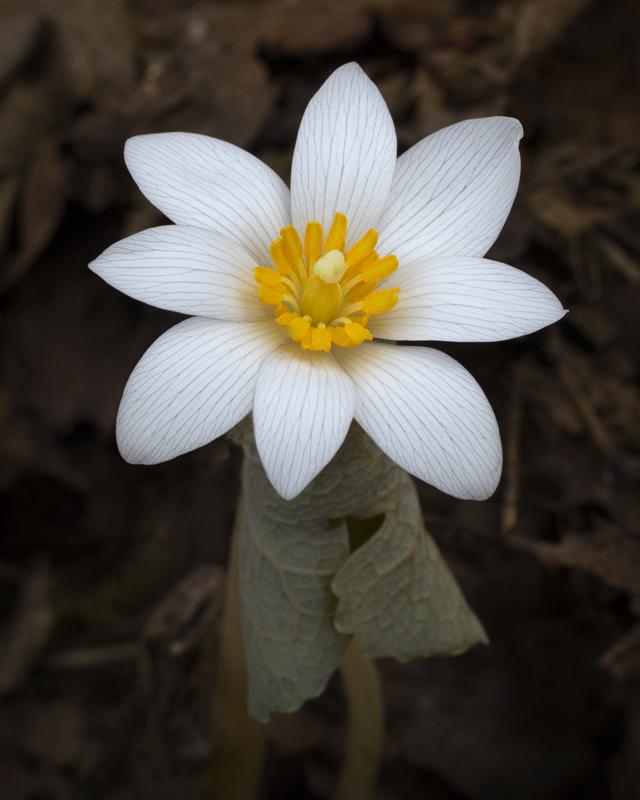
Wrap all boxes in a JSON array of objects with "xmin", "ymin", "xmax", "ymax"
[
  {"xmin": 209, "ymin": 503, "xmax": 268, "ymax": 800},
  {"xmin": 334, "ymin": 637, "xmax": 384, "ymax": 800}
]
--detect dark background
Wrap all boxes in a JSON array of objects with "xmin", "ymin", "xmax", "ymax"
[{"xmin": 1, "ymin": 0, "xmax": 639, "ymax": 798}]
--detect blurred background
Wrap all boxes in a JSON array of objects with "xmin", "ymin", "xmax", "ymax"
[{"xmin": 1, "ymin": 0, "xmax": 639, "ymax": 798}]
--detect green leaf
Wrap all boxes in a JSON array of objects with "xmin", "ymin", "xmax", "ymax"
[
  {"xmin": 332, "ymin": 470, "xmax": 488, "ymax": 660},
  {"xmin": 235, "ymin": 422, "xmax": 486, "ymax": 721}
]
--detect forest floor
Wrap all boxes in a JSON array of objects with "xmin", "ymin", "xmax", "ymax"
[{"xmin": 1, "ymin": 0, "xmax": 639, "ymax": 798}]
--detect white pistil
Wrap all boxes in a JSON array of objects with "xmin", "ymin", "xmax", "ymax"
[{"xmin": 313, "ymin": 250, "xmax": 347, "ymax": 284}]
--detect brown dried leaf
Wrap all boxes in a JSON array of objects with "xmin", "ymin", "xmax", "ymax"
[
  {"xmin": 20, "ymin": 701, "xmax": 89, "ymax": 768},
  {"xmin": 548, "ymin": 335, "xmax": 640, "ymax": 452},
  {"xmin": 0, "ymin": 564, "xmax": 53, "ymax": 694},
  {"xmin": 518, "ymin": 525, "xmax": 640, "ymax": 598},
  {"xmin": 125, "ymin": 11, "xmax": 275, "ymax": 149},
  {"xmin": 0, "ymin": 2, "xmax": 43, "ymax": 90},
  {"xmin": 0, "ymin": 175, "xmax": 19, "ymax": 256},
  {"xmin": 528, "ymin": 184, "xmax": 618, "ymax": 238},
  {"xmin": 519, "ymin": 363, "xmax": 583, "ymax": 436},
  {"xmin": 376, "ymin": 0, "xmax": 459, "ymax": 50},
  {"xmin": 0, "ymin": 81, "xmax": 66, "ymax": 172},
  {"xmin": 570, "ymin": 304, "xmax": 619, "ymax": 348},
  {"xmin": 601, "ymin": 625, "xmax": 640, "ymax": 682},
  {"xmin": 41, "ymin": 0, "xmax": 135, "ymax": 105},
  {"xmin": 426, "ymin": 47, "xmax": 510, "ymax": 103},
  {"xmin": 507, "ymin": 0, "xmax": 592, "ymax": 62},
  {"xmin": 2, "ymin": 140, "xmax": 67, "ymax": 292},
  {"xmin": 260, "ymin": 1, "xmax": 371, "ymax": 55}
]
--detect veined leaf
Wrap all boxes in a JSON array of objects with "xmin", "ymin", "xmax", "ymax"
[
  {"xmin": 333, "ymin": 470, "xmax": 487, "ymax": 660},
  {"xmin": 236, "ymin": 422, "xmax": 486, "ymax": 721}
]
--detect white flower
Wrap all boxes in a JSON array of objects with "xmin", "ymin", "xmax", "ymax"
[{"xmin": 90, "ymin": 63, "xmax": 565, "ymax": 501}]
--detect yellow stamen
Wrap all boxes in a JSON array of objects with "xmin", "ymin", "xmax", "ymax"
[
  {"xmin": 254, "ymin": 212, "xmax": 399, "ymax": 351},
  {"xmin": 310, "ymin": 324, "xmax": 332, "ymax": 352},
  {"xmin": 304, "ymin": 222, "xmax": 323, "ymax": 270},
  {"xmin": 299, "ymin": 329, "xmax": 313, "ymax": 350},
  {"xmin": 288, "ymin": 315, "xmax": 311, "ymax": 341},
  {"xmin": 281, "ymin": 225, "xmax": 303, "ymax": 257},
  {"xmin": 345, "ymin": 229, "xmax": 378, "ymax": 268},
  {"xmin": 344, "ymin": 322, "xmax": 373, "ymax": 344},
  {"xmin": 330, "ymin": 327, "xmax": 354, "ymax": 347},
  {"xmin": 342, "ymin": 250, "xmax": 378, "ymax": 285},
  {"xmin": 254, "ymin": 266, "xmax": 282, "ymax": 288},
  {"xmin": 270, "ymin": 239, "xmax": 290, "ymax": 275},
  {"xmin": 324, "ymin": 212, "xmax": 347, "ymax": 252},
  {"xmin": 360, "ymin": 255, "xmax": 398, "ymax": 284},
  {"xmin": 280, "ymin": 225, "xmax": 306, "ymax": 283},
  {"xmin": 258, "ymin": 285, "xmax": 284, "ymax": 305},
  {"xmin": 345, "ymin": 280, "xmax": 375, "ymax": 302},
  {"xmin": 361, "ymin": 288, "xmax": 400, "ymax": 315}
]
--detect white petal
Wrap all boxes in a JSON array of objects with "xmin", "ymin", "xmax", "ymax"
[
  {"xmin": 291, "ymin": 63, "xmax": 397, "ymax": 245},
  {"xmin": 335, "ymin": 343, "xmax": 502, "ymax": 500},
  {"xmin": 117, "ymin": 318, "xmax": 284, "ymax": 464},
  {"xmin": 253, "ymin": 346, "xmax": 355, "ymax": 500},
  {"xmin": 90, "ymin": 225, "xmax": 269, "ymax": 321},
  {"xmin": 378, "ymin": 117, "xmax": 523, "ymax": 261},
  {"xmin": 370, "ymin": 255, "xmax": 566, "ymax": 342},
  {"xmin": 125, "ymin": 133, "xmax": 290, "ymax": 264}
]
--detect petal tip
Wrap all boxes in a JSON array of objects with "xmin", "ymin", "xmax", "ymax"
[
  {"xmin": 115, "ymin": 435, "xmax": 140, "ymax": 466},
  {"xmin": 124, "ymin": 132, "xmax": 180, "ymax": 171},
  {"xmin": 544, "ymin": 299, "xmax": 569, "ymax": 329},
  {"xmin": 496, "ymin": 116, "xmax": 524, "ymax": 142},
  {"xmin": 275, "ymin": 480, "xmax": 306, "ymax": 502},
  {"xmin": 123, "ymin": 134, "xmax": 143, "ymax": 165},
  {"xmin": 440, "ymin": 461, "xmax": 502, "ymax": 502},
  {"xmin": 332, "ymin": 61, "xmax": 364, "ymax": 78},
  {"xmin": 258, "ymin": 450, "xmax": 312, "ymax": 501},
  {"xmin": 510, "ymin": 117, "xmax": 524, "ymax": 142},
  {"xmin": 87, "ymin": 253, "xmax": 111, "ymax": 281}
]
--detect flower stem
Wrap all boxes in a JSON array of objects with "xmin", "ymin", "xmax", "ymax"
[
  {"xmin": 208, "ymin": 502, "xmax": 267, "ymax": 800},
  {"xmin": 334, "ymin": 637, "xmax": 384, "ymax": 800}
]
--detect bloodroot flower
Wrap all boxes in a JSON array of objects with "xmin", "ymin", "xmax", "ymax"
[{"xmin": 90, "ymin": 63, "xmax": 565, "ymax": 501}]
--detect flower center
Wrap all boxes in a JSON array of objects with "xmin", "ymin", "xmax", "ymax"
[{"xmin": 254, "ymin": 212, "xmax": 400, "ymax": 352}]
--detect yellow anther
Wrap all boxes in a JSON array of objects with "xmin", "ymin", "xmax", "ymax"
[
  {"xmin": 288, "ymin": 315, "xmax": 311, "ymax": 342},
  {"xmin": 311, "ymin": 325, "xmax": 332, "ymax": 352},
  {"xmin": 254, "ymin": 266, "xmax": 282, "ymax": 287},
  {"xmin": 281, "ymin": 225, "xmax": 306, "ymax": 283},
  {"xmin": 313, "ymin": 250, "xmax": 347, "ymax": 284},
  {"xmin": 276, "ymin": 311, "xmax": 296, "ymax": 325},
  {"xmin": 344, "ymin": 322, "xmax": 373, "ymax": 344},
  {"xmin": 258, "ymin": 285, "xmax": 284, "ymax": 306},
  {"xmin": 360, "ymin": 255, "xmax": 398, "ymax": 284},
  {"xmin": 345, "ymin": 229, "xmax": 378, "ymax": 268},
  {"xmin": 324, "ymin": 212, "xmax": 347, "ymax": 252},
  {"xmin": 255, "ymin": 212, "xmax": 400, "ymax": 351},
  {"xmin": 270, "ymin": 239, "xmax": 290, "ymax": 274},
  {"xmin": 304, "ymin": 222, "xmax": 323, "ymax": 270},
  {"xmin": 361, "ymin": 288, "xmax": 400, "ymax": 315},
  {"xmin": 330, "ymin": 326, "xmax": 352, "ymax": 347},
  {"xmin": 345, "ymin": 280, "xmax": 374, "ymax": 302},
  {"xmin": 281, "ymin": 225, "xmax": 303, "ymax": 261},
  {"xmin": 342, "ymin": 252, "xmax": 375, "ymax": 285}
]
